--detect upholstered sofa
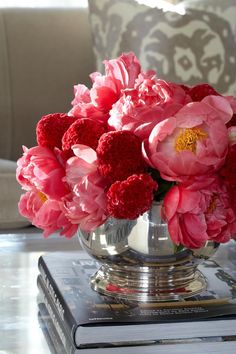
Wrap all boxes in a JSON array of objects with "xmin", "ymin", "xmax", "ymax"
[
  {"xmin": 1, "ymin": 0, "xmax": 236, "ymax": 229},
  {"xmin": 0, "ymin": 6, "xmax": 95, "ymax": 228}
]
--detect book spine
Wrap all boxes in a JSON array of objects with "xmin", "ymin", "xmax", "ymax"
[
  {"xmin": 38, "ymin": 256, "xmax": 77, "ymax": 346},
  {"xmin": 38, "ymin": 306, "xmax": 67, "ymax": 354},
  {"xmin": 37, "ymin": 274, "xmax": 77, "ymax": 354}
]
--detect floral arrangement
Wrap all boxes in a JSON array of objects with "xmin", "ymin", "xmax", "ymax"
[{"xmin": 16, "ymin": 52, "xmax": 236, "ymax": 249}]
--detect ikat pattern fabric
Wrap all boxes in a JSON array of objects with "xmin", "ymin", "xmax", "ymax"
[{"xmin": 88, "ymin": 0, "xmax": 236, "ymax": 95}]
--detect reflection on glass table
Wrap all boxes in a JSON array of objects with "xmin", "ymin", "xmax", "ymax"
[{"xmin": 0, "ymin": 227, "xmax": 79, "ymax": 354}]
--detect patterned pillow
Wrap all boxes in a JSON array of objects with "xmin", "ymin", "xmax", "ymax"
[{"xmin": 88, "ymin": 0, "xmax": 236, "ymax": 95}]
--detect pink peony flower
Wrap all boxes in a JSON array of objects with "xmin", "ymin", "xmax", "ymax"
[
  {"xmin": 69, "ymin": 52, "xmax": 141, "ymax": 121},
  {"xmin": 16, "ymin": 146, "xmax": 69, "ymax": 200},
  {"xmin": 202, "ymin": 95, "xmax": 234, "ymax": 123},
  {"xmin": 143, "ymin": 96, "xmax": 232, "ymax": 181},
  {"xmin": 90, "ymin": 52, "xmax": 141, "ymax": 111},
  {"xmin": 64, "ymin": 144, "xmax": 108, "ymax": 231},
  {"xmin": 69, "ymin": 83, "xmax": 108, "ymax": 123},
  {"xmin": 63, "ymin": 171, "xmax": 108, "ymax": 231},
  {"xmin": 65, "ymin": 144, "xmax": 98, "ymax": 185},
  {"xmin": 89, "ymin": 73, "xmax": 120, "ymax": 112},
  {"xmin": 102, "ymin": 51, "xmax": 141, "ymax": 90},
  {"xmin": 108, "ymin": 73, "xmax": 191, "ymax": 139},
  {"xmin": 71, "ymin": 84, "xmax": 91, "ymax": 106},
  {"xmin": 69, "ymin": 98, "xmax": 109, "ymax": 123},
  {"xmin": 163, "ymin": 176, "xmax": 235, "ymax": 248},
  {"xmin": 19, "ymin": 190, "xmax": 77, "ymax": 238}
]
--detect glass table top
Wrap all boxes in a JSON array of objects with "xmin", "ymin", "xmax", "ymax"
[
  {"xmin": 0, "ymin": 227, "xmax": 79, "ymax": 353},
  {"xmin": 0, "ymin": 228, "xmax": 236, "ymax": 353}
]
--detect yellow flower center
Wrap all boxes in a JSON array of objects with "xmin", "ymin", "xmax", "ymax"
[
  {"xmin": 175, "ymin": 127, "xmax": 207, "ymax": 153},
  {"xmin": 38, "ymin": 191, "xmax": 47, "ymax": 203},
  {"xmin": 206, "ymin": 195, "xmax": 217, "ymax": 214}
]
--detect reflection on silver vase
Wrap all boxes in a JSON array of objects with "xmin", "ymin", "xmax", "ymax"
[{"xmin": 78, "ymin": 203, "xmax": 219, "ymax": 302}]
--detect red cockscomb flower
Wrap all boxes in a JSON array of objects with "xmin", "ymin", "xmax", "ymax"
[
  {"xmin": 107, "ymin": 173, "xmax": 157, "ymax": 219},
  {"xmin": 96, "ymin": 131, "xmax": 146, "ymax": 182},
  {"xmin": 220, "ymin": 144, "xmax": 236, "ymax": 187},
  {"xmin": 189, "ymin": 83, "xmax": 220, "ymax": 102},
  {"xmin": 36, "ymin": 113, "xmax": 76, "ymax": 150},
  {"xmin": 227, "ymin": 114, "xmax": 236, "ymax": 128},
  {"xmin": 62, "ymin": 118, "xmax": 107, "ymax": 152}
]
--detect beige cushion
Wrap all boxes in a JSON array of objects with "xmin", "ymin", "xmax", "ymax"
[
  {"xmin": 88, "ymin": 0, "xmax": 236, "ymax": 95},
  {"xmin": 0, "ymin": 159, "xmax": 30, "ymax": 229}
]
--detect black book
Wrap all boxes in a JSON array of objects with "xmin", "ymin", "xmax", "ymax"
[
  {"xmin": 37, "ymin": 275, "xmax": 164, "ymax": 352},
  {"xmin": 38, "ymin": 249, "xmax": 236, "ymax": 348},
  {"xmin": 37, "ymin": 279, "xmax": 76, "ymax": 354},
  {"xmin": 37, "ymin": 294, "xmax": 236, "ymax": 354}
]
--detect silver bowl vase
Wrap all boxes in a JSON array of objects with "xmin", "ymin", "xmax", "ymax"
[{"xmin": 78, "ymin": 202, "xmax": 219, "ymax": 302}]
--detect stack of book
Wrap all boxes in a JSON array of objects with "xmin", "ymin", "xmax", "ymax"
[{"xmin": 37, "ymin": 249, "xmax": 236, "ymax": 354}]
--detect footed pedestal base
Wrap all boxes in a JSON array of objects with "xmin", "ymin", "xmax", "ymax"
[{"xmin": 90, "ymin": 263, "xmax": 207, "ymax": 302}]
